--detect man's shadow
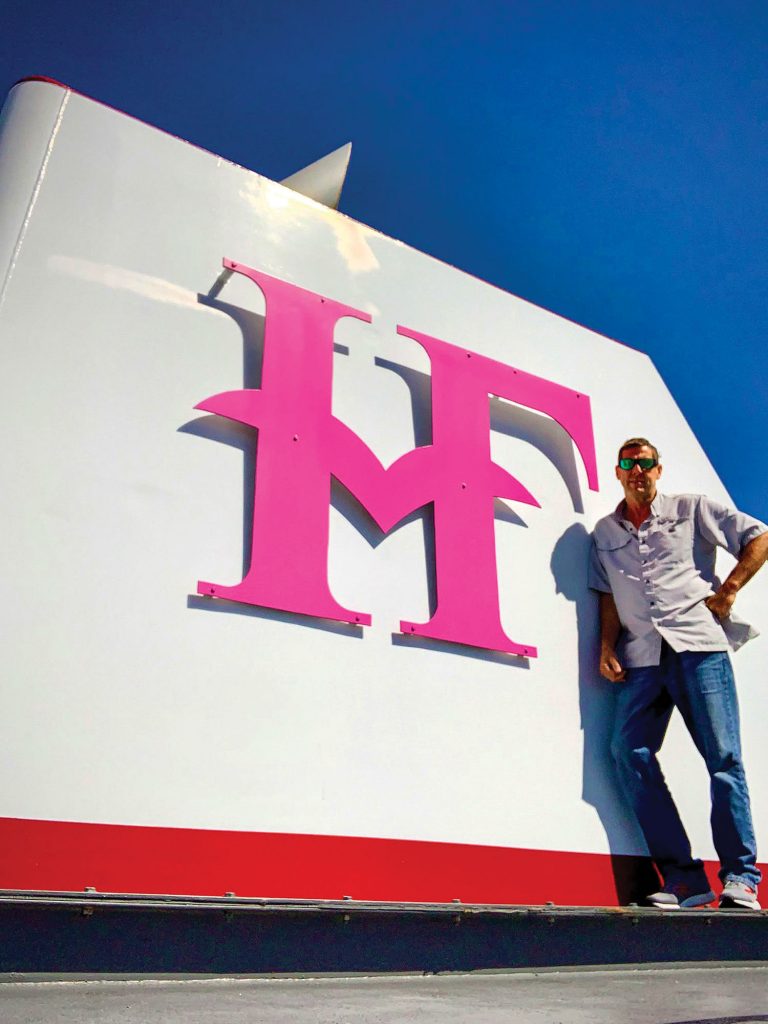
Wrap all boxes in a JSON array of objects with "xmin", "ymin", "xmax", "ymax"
[{"xmin": 551, "ymin": 523, "xmax": 660, "ymax": 904}]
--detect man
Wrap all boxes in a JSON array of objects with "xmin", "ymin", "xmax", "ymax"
[{"xmin": 589, "ymin": 437, "xmax": 768, "ymax": 910}]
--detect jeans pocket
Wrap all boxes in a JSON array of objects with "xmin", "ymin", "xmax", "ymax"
[{"xmin": 696, "ymin": 654, "xmax": 730, "ymax": 695}]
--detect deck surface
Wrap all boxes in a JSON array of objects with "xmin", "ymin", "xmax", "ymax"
[{"xmin": 2, "ymin": 965, "xmax": 768, "ymax": 1023}]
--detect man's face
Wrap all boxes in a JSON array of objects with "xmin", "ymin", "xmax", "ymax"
[{"xmin": 615, "ymin": 444, "xmax": 662, "ymax": 503}]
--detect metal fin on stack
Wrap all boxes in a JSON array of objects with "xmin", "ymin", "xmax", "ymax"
[{"xmin": 280, "ymin": 142, "xmax": 352, "ymax": 210}]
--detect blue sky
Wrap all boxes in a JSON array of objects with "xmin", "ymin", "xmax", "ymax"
[{"xmin": 2, "ymin": 1, "xmax": 766, "ymax": 516}]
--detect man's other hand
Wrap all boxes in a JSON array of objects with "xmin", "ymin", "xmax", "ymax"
[
  {"xmin": 600, "ymin": 647, "xmax": 626, "ymax": 683},
  {"xmin": 705, "ymin": 588, "xmax": 736, "ymax": 620}
]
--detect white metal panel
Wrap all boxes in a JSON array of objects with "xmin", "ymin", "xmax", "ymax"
[{"xmin": 0, "ymin": 80, "xmax": 765, "ymax": 883}]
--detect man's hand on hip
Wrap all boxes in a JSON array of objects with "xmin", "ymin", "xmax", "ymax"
[
  {"xmin": 600, "ymin": 647, "xmax": 626, "ymax": 683},
  {"xmin": 705, "ymin": 587, "xmax": 737, "ymax": 620}
]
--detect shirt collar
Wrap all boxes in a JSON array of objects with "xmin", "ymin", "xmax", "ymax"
[{"xmin": 613, "ymin": 490, "xmax": 666, "ymax": 526}]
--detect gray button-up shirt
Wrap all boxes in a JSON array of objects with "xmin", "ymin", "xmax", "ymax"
[{"xmin": 589, "ymin": 492, "xmax": 768, "ymax": 667}]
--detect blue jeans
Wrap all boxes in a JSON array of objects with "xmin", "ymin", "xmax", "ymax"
[{"xmin": 611, "ymin": 643, "xmax": 760, "ymax": 889}]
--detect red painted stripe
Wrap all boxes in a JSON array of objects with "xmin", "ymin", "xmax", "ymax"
[{"xmin": 0, "ymin": 817, "xmax": 753, "ymax": 906}]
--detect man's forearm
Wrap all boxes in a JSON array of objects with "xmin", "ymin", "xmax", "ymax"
[
  {"xmin": 599, "ymin": 592, "xmax": 622, "ymax": 651},
  {"xmin": 721, "ymin": 531, "xmax": 768, "ymax": 595},
  {"xmin": 599, "ymin": 592, "xmax": 626, "ymax": 682},
  {"xmin": 707, "ymin": 531, "xmax": 768, "ymax": 619}
]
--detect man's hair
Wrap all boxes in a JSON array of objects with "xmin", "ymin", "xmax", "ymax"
[{"xmin": 617, "ymin": 437, "xmax": 661, "ymax": 463}]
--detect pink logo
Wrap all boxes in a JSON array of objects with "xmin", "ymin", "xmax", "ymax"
[{"xmin": 196, "ymin": 259, "xmax": 598, "ymax": 657}]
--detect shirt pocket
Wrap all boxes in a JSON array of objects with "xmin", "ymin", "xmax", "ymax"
[
  {"xmin": 595, "ymin": 532, "xmax": 633, "ymax": 553},
  {"xmin": 649, "ymin": 516, "xmax": 692, "ymax": 562},
  {"xmin": 595, "ymin": 532, "xmax": 635, "ymax": 576}
]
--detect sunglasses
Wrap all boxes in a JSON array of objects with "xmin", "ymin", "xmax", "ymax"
[{"xmin": 618, "ymin": 457, "xmax": 658, "ymax": 470}]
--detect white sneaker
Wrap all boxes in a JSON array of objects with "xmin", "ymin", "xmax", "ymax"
[
  {"xmin": 719, "ymin": 880, "xmax": 761, "ymax": 910},
  {"xmin": 646, "ymin": 883, "xmax": 715, "ymax": 910}
]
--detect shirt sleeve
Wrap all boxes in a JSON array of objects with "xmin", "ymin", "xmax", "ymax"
[
  {"xmin": 588, "ymin": 535, "xmax": 612, "ymax": 593},
  {"xmin": 695, "ymin": 496, "xmax": 768, "ymax": 558}
]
